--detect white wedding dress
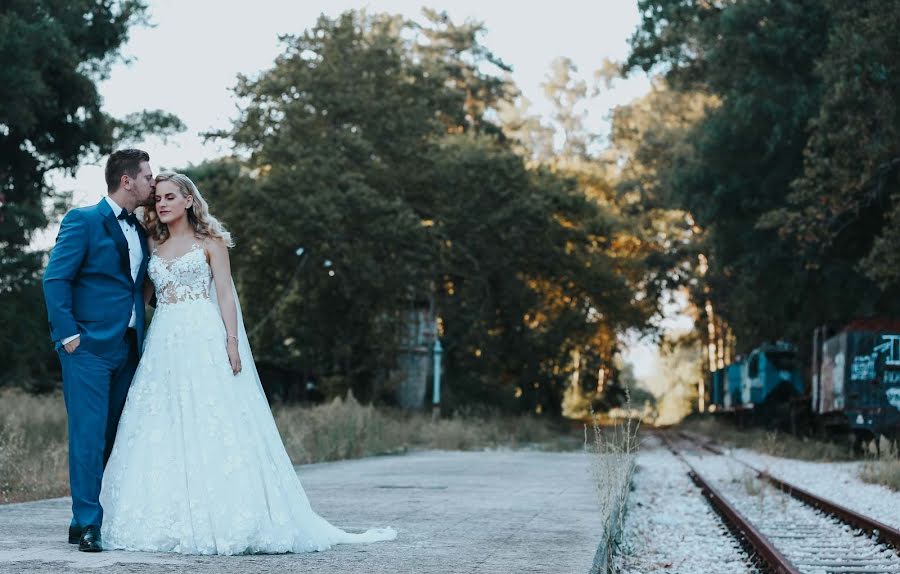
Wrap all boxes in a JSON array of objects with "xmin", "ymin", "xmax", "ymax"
[{"xmin": 99, "ymin": 242, "xmax": 397, "ymax": 554}]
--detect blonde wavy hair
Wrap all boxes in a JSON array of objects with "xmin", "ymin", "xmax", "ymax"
[{"xmin": 144, "ymin": 172, "xmax": 234, "ymax": 247}]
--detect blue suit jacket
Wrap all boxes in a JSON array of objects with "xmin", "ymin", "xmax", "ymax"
[{"xmin": 43, "ymin": 198, "xmax": 150, "ymax": 356}]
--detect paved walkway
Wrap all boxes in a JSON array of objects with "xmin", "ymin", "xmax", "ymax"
[{"xmin": 0, "ymin": 450, "xmax": 604, "ymax": 573}]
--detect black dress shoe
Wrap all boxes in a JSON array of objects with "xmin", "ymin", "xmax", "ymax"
[
  {"xmin": 79, "ymin": 525, "xmax": 102, "ymax": 552},
  {"xmin": 68, "ymin": 525, "xmax": 82, "ymax": 544}
]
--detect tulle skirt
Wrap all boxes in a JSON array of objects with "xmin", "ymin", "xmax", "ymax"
[{"xmin": 99, "ymin": 299, "xmax": 396, "ymax": 554}]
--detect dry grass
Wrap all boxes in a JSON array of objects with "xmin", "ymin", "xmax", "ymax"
[
  {"xmin": 274, "ymin": 392, "xmax": 577, "ymax": 464},
  {"xmin": 586, "ymin": 416, "xmax": 640, "ymax": 573},
  {"xmin": 0, "ymin": 389, "xmax": 69, "ymax": 503},
  {"xmin": 740, "ymin": 470, "xmax": 766, "ymax": 498},
  {"xmin": 0, "ymin": 388, "xmax": 577, "ymax": 504},
  {"xmin": 682, "ymin": 417, "xmax": 856, "ymax": 462},
  {"xmin": 860, "ymin": 459, "xmax": 900, "ymax": 492}
]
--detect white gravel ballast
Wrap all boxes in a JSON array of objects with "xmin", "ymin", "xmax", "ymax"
[
  {"xmin": 729, "ymin": 448, "xmax": 900, "ymax": 531},
  {"xmin": 685, "ymin": 451, "xmax": 900, "ymax": 574},
  {"xmin": 613, "ymin": 438, "xmax": 757, "ymax": 574}
]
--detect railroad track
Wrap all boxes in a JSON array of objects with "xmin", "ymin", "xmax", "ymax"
[
  {"xmin": 658, "ymin": 432, "xmax": 900, "ymax": 574},
  {"xmin": 677, "ymin": 430, "xmax": 900, "ymax": 553}
]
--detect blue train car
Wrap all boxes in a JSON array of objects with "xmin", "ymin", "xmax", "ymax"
[
  {"xmin": 709, "ymin": 359, "xmax": 746, "ymax": 410},
  {"xmin": 724, "ymin": 361, "xmax": 745, "ymax": 408},
  {"xmin": 711, "ymin": 368, "xmax": 725, "ymax": 407},
  {"xmin": 813, "ymin": 319, "xmax": 900, "ymax": 441},
  {"xmin": 741, "ymin": 342, "xmax": 804, "ymax": 407},
  {"xmin": 705, "ymin": 319, "xmax": 900, "ymax": 442}
]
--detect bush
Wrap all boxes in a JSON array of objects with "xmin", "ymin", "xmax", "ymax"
[
  {"xmin": 860, "ymin": 459, "xmax": 900, "ymax": 492},
  {"xmin": 683, "ymin": 418, "xmax": 855, "ymax": 462},
  {"xmin": 274, "ymin": 391, "xmax": 577, "ymax": 463}
]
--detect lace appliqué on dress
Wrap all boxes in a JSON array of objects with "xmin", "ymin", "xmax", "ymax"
[{"xmin": 148, "ymin": 242, "xmax": 212, "ymax": 305}]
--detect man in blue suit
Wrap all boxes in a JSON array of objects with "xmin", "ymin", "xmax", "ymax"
[{"xmin": 43, "ymin": 149, "xmax": 155, "ymax": 552}]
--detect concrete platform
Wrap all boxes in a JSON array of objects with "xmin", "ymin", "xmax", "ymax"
[{"xmin": 0, "ymin": 450, "xmax": 604, "ymax": 573}]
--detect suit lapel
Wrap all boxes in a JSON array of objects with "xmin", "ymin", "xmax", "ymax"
[{"xmin": 97, "ymin": 198, "xmax": 132, "ymax": 284}]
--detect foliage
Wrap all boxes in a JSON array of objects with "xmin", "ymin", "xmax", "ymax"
[
  {"xmin": 606, "ymin": 80, "xmax": 716, "ymax": 316},
  {"xmin": 623, "ymin": 0, "xmax": 900, "ymax": 357},
  {"xmin": 196, "ymin": 10, "xmax": 652, "ymax": 415},
  {"xmin": 651, "ymin": 331, "xmax": 701, "ymax": 425},
  {"xmin": 765, "ymin": 0, "xmax": 900, "ymax": 293},
  {"xmin": 0, "ymin": 1, "xmax": 182, "ymax": 384}
]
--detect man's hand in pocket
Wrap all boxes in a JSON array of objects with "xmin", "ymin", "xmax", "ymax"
[{"xmin": 64, "ymin": 336, "xmax": 81, "ymax": 354}]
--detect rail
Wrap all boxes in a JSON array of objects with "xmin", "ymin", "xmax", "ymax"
[
  {"xmin": 677, "ymin": 430, "xmax": 900, "ymax": 552},
  {"xmin": 659, "ymin": 432, "xmax": 801, "ymax": 574}
]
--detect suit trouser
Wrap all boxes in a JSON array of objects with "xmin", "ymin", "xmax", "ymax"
[{"xmin": 58, "ymin": 329, "xmax": 138, "ymax": 528}]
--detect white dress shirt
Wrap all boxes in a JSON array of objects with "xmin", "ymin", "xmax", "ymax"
[{"xmin": 61, "ymin": 196, "xmax": 142, "ymax": 344}]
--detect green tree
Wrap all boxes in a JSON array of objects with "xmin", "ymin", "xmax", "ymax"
[
  {"xmin": 542, "ymin": 57, "xmax": 592, "ymax": 160},
  {"xmin": 426, "ymin": 135, "xmax": 645, "ymax": 414},
  {"xmin": 0, "ymin": 0, "xmax": 183, "ymax": 386},
  {"xmin": 650, "ymin": 331, "xmax": 701, "ymax": 425},
  {"xmin": 766, "ymin": 0, "xmax": 900, "ymax": 293},
  {"xmin": 624, "ymin": 0, "xmax": 838, "ymax": 350},
  {"xmin": 625, "ymin": 0, "xmax": 900, "ymax": 360},
  {"xmin": 210, "ymin": 12, "xmax": 444, "ymax": 402},
  {"xmin": 414, "ymin": 8, "xmax": 516, "ymax": 137},
  {"xmin": 201, "ymin": 10, "xmax": 651, "ymax": 414}
]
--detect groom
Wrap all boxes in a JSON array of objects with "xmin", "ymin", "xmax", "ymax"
[{"xmin": 42, "ymin": 149, "xmax": 154, "ymax": 552}]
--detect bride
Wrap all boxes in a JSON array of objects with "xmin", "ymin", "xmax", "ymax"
[{"xmin": 98, "ymin": 172, "xmax": 397, "ymax": 555}]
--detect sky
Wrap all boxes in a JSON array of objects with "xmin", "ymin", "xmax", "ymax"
[
  {"xmin": 40, "ymin": 0, "xmax": 681, "ymax": 384},
  {"xmin": 51, "ymin": 0, "xmax": 652, "ymax": 206}
]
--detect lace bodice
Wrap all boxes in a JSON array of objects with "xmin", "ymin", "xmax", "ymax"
[{"xmin": 148, "ymin": 242, "xmax": 212, "ymax": 306}]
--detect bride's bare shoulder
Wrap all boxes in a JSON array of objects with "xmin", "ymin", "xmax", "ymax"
[{"xmin": 201, "ymin": 236, "xmax": 229, "ymax": 261}]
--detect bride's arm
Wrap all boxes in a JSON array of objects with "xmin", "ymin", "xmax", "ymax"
[{"xmin": 206, "ymin": 238, "xmax": 242, "ymax": 375}]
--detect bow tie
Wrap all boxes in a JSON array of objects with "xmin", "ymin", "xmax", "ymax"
[{"xmin": 117, "ymin": 210, "xmax": 138, "ymax": 228}]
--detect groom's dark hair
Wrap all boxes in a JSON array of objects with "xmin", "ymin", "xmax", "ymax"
[{"xmin": 106, "ymin": 149, "xmax": 150, "ymax": 192}]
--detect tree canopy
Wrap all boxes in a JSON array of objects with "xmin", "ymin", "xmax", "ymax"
[
  {"xmin": 191, "ymin": 11, "xmax": 653, "ymax": 414},
  {"xmin": 621, "ymin": 0, "xmax": 900, "ymax": 379}
]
